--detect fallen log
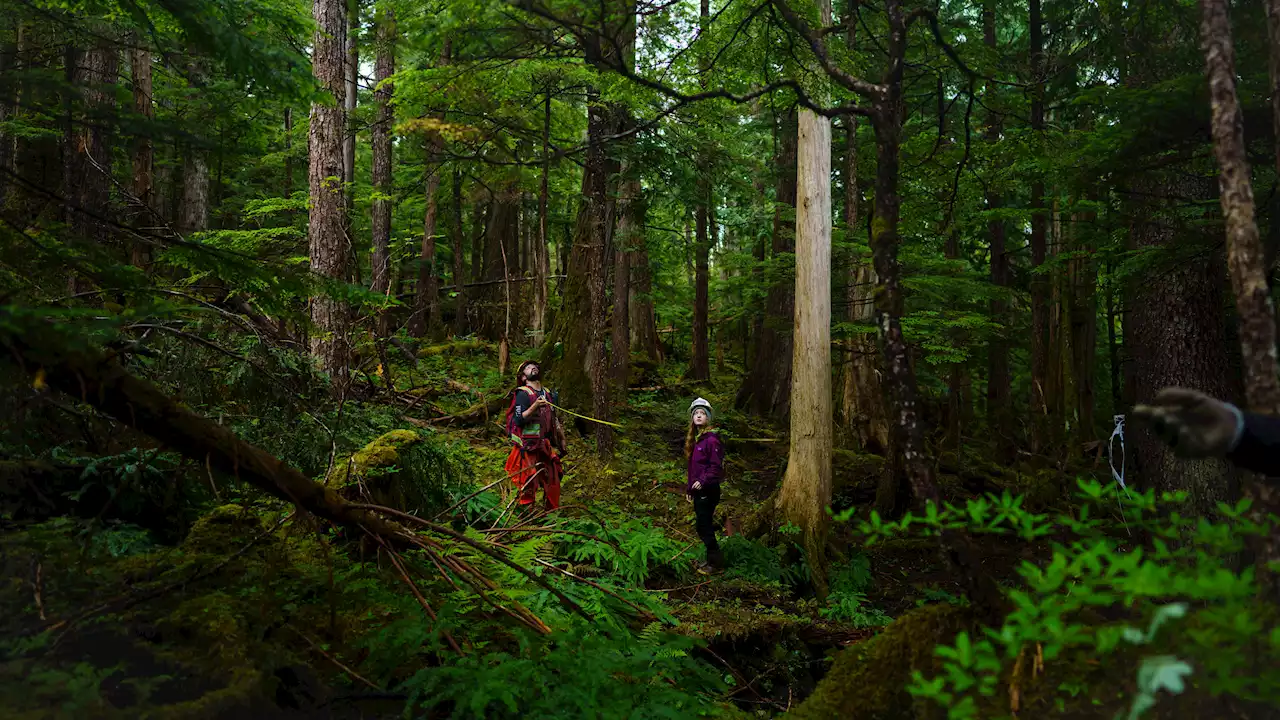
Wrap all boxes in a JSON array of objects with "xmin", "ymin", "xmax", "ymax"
[{"xmin": 428, "ymin": 394, "xmax": 509, "ymax": 427}]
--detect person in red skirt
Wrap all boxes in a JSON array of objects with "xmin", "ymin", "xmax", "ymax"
[{"xmin": 503, "ymin": 360, "xmax": 566, "ymax": 513}]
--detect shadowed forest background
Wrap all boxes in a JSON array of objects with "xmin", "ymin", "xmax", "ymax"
[{"xmin": 4, "ymin": 0, "xmax": 1280, "ymax": 716}]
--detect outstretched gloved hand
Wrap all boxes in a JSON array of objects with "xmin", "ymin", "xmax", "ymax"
[{"xmin": 1130, "ymin": 387, "xmax": 1245, "ymax": 458}]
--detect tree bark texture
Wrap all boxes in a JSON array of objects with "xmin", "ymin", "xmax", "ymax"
[
  {"xmin": 370, "ymin": 6, "xmax": 395, "ymax": 338},
  {"xmin": 983, "ymin": 1, "xmax": 1012, "ymax": 461},
  {"xmin": 735, "ymin": 106, "xmax": 797, "ymax": 419},
  {"xmin": 629, "ymin": 232, "xmax": 663, "ymax": 361},
  {"xmin": 689, "ymin": 179, "xmax": 712, "ymax": 381},
  {"xmin": 1268, "ymin": 0, "xmax": 1280, "ymax": 182},
  {"xmin": 778, "ymin": 105, "xmax": 834, "ymax": 598},
  {"xmin": 612, "ymin": 173, "xmax": 641, "ymax": 389},
  {"xmin": 541, "ymin": 95, "xmax": 618, "ymax": 444},
  {"xmin": 179, "ymin": 61, "xmax": 209, "ymax": 236},
  {"xmin": 452, "ymin": 169, "xmax": 467, "ymax": 336},
  {"xmin": 535, "ymin": 92, "xmax": 552, "ymax": 342},
  {"xmin": 64, "ymin": 41, "xmax": 117, "ymax": 294},
  {"xmin": 479, "ymin": 185, "xmax": 519, "ymax": 341},
  {"xmin": 1200, "ymin": 0, "xmax": 1280, "ymax": 599},
  {"xmin": 308, "ymin": 0, "xmax": 350, "ymax": 377},
  {"xmin": 841, "ymin": 115, "xmax": 888, "ymax": 454},
  {"xmin": 342, "ymin": 0, "xmax": 357, "ymax": 213},
  {"xmin": 872, "ymin": 0, "xmax": 1004, "ymax": 621},
  {"xmin": 1125, "ymin": 171, "xmax": 1239, "ymax": 517},
  {"xmin": 1029, "ymin": 0, "xmax": 1051, "ymax": 454},
  {"xmin": 129, "ymin": 42, "xmax": 154, "ymax": 266}
]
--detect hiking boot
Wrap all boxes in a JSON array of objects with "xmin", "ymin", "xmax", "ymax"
[{"xmin": 695, "ymin": 561, "xmax": 723, "ymax": 576}]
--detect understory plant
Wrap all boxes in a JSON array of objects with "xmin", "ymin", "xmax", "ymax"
[{"xmin": 841, "ymin": 478, "xmax": 1280, "ymax": 718}]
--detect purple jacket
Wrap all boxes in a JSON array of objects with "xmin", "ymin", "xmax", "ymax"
[{"xmin": 687, "ymin": 430, "xmax": 725, "ymax": 492}]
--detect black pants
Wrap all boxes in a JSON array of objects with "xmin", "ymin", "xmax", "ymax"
[{"xmin": 692, "ymin": 484, "xmax": 723, "ymax": 568}]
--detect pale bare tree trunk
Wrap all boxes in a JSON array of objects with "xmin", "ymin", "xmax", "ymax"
[
  {"xmin": 370, "ymin": 5, "xmax": 395, "ymax": 338},
  {"xmin": 1200, "ymin": 0, "xmax": 1280, "ymax": 599},
  {"xmin": 308, "ymin": 0, "xmax": 350, "ymax": 378},
  {"xmin": 129, "ymin": 41, "xmax": 154, "ymax": 267},
  {"xmin": 778, "ymin": 0, "xmax": 834, "ymax": 598}
]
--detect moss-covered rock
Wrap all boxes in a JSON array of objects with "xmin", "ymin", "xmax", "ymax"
[{"xmin": 788, "ymin": 603, "xmax": 978, "ymax": 720}]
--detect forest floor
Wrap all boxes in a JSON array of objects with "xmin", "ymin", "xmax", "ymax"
[{"xmin": 0, "ymin": 338, "xmax": 1116, "ymax": 719}]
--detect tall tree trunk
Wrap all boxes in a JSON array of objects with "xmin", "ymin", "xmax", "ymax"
[
  {"xmin": 343, "ymin": 0, "xmax": 357, "ymax": 219},
  {"xmin": 541, "ymin": 95, "xmax": 619, "ymax": 457},
  {"xmin": 0, "ymin": 24, "xmax": 11, "ymax": 211},
  {"xmin": 1126, "ymin": 171, "xmax": 1239, "ymax": 516},
  {"xmin": 689, "ymin": 180, "xmax": 712, "ymax": 380},
  {"xmin": 1267, "ymin": 0, "xmax": 1280, "ymax": 183},
  {"xmin": 630, "ymin": 231, "xmax": 663, "ymax": 361},
  {"xmin": 778, "ymin": 85, "xmax": 834, "ymax": 598},
  {"xmin": 452, "ymin": 169, "xmax": 467, "ymax": 336},
  {"xmin": 370, "ymin": 5, "xmax": 395, "ymax": 338},
  {"xmin": 64, "ymin": 40, "xmax": 117, "ymax": 294},
  {"xmin": 480, "ymin": 185, "xmax": 519, "ymax": 341},
  {"xmin": 1200, "ymin": 0, "xmax": 1280, "ymax": 598},
  {"xmin": 1029, "ymin": 0, "xmax": 1051, "ymax": 454},
  {"xmin": 1069, "ymin": 192, "xmax": 1098, "ymax": 449},
  {"xmin": 983, "ymin": 1, "xmax": 1012, "ymax": 461},
  {"xmin": 869, "ymin": 0, "xmax": 1004, "ymax": 621},
  {"xmin": 179, "ymin": 61, "xmax": 209, "ymax": 236},
  {"xmin": 839, "ymin": 0, "xmax": 887, "ymax": 453},
  {"xmin": 534, "ymin": 91, "xmax": 552, "ymax": 343},
  {"xmin": 612, "ymin": 172, "xmax": 639, "ymax": 390},
  {"xmin": 735, "ymin": 107, "xmax": 797, "ymax": 418},
  {"xmin": 308, "ymin": 0, "xmax": 350, "ymax": 378},
  {"xmin": 284, "ymin": 108, "xmax": 294, "ymax": 198},
  {"xmin": 129, "ymin": 41, "xmax": 154, "ymax": 267}
]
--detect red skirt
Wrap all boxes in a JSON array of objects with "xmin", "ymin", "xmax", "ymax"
[{"xmin": 504, "ymin": 443, "xmax": 562, "ymax": 509}]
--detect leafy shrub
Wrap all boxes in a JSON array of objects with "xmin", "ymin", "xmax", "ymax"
[{"xmin": 845, "ymin": 478, "xmax": 1280, "ymax": 718}]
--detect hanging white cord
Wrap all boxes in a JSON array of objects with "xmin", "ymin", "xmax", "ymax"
[{"xmin": 1108, "ymin": 413, "xmax": 1131, "ymax": 535}]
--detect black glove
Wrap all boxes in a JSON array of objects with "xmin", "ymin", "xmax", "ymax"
[{"xmin": 1131, "ymin": 387, "xmax": 1245, "ymax": 458}]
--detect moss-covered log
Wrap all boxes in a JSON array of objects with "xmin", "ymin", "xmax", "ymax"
[{"xmin": 0, "ymin": 315, "xmax": 411, "ymax": 541}]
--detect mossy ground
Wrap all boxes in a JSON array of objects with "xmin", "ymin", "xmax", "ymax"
[{"xmin": 0, "ymin": 340, "xmax": 1208, "ymax": 719}]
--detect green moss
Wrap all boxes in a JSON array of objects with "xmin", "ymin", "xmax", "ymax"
[
  {"xmin": 417, "ymin": 338, "xmax": 490, "ymax": 357},
  {"xmin": 182, "ymin": 504, "xmax": 270, "ymax": 554},
  {"xmin": 788, "ymin": 603, "xmax": 977, "ymax": 720}
]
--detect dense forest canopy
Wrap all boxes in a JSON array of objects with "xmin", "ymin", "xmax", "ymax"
[{"xmin": 3, "ymin": 0, "xmax": 1280, "ymax": 716}]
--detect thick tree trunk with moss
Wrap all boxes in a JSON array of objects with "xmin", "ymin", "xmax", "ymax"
[
  {"xmin": 778, "ymin": 104, "xmax": 834, "ymax": 598},
  {"xmin": 736, "ymin": 107, "xmax": 797, "ymax": 418},
  {"xmin": 1200, "ymin": 0, "xmax": 1280, "ymax": 599},
  {"xmin": 308, "ymin": 0, "xmax": 349, "ymax": 378},
  {"xmin": 370, "ymin": 6, "xmax": 396, "ymax": 338},
  {"xmin": 542, "ymin": 96, "xmax": 617, "ymax": 453}
]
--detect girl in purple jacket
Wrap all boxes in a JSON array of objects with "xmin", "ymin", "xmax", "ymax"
[{"xmin": 685, "ymin": 397, "xmax": 725, "ymax": 574}]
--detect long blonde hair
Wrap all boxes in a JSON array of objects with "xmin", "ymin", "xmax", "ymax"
[{"xmin": 684, "ymin": 419, "xmax": 712, "ymax": 459}]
